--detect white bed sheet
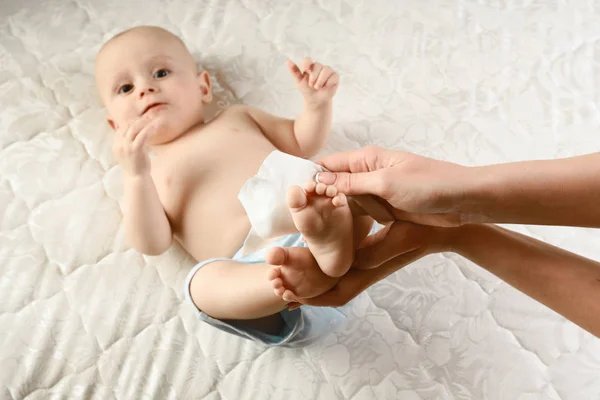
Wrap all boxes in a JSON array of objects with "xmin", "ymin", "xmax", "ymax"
[{"xmin": 1, "ymin": 0, "xmax": 600, "ymax": 399}]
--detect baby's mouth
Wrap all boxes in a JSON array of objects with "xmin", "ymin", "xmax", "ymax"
[{"xmin": 142, "ymin": 102, "xmax": 167, "ymax": 115}]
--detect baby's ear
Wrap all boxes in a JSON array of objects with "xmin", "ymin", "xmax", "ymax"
[
  {"xmin": 197, "ymin": 70, "xmax": 213, "ymax": 103},
  {"xmin": 106, "ymin": 117, "xmax": 117, "ymax": 131}
]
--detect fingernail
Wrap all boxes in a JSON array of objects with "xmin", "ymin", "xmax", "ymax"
[{"xmin": 315, "ymin": 172, "xmax": 335, "ymax": 184}]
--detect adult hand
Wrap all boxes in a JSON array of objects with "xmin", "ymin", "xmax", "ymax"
[
  {"xmin": 287, "ymin": 221, "xmax": 450, "ymax": 309},
  {"xmin": 316, "ymin": 146, "xmax": 475, "ymax": 227}
]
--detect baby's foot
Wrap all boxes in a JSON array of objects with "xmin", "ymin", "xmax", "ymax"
[
  {"xmin": 287, "ymin": 181, "xmax": 354, "ymax": 278},
  {"xmin": 266, "ymin": 246, "xmax": 338, "ymax": 301}
]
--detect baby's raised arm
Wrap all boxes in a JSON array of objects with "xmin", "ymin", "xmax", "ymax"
[{"xmin": 243, "ymin": 58, "xmax": 339, "ymax": 159}]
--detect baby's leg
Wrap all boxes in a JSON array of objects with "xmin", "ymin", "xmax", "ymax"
[
  {"xmin": 189, "ymin": 259, "xmax": 289, "ymax": 322},
  {"xmin": 287, "ymin": 181, "xmax": 353, "ymax": 277},
  {"xmin": 267, "ymin": 193, "xmax": 376, "ymax": 302}
]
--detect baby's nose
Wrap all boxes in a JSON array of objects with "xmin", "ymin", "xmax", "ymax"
[{"xmin": 139, "ymin": 86, "xmax": 156, "ymax": 98}]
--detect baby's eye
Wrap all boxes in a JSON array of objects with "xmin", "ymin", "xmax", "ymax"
[
  {"xmin": 118, "ymin": 84, "xmax": 134, "ymax": 94},
  {"xmin": 154, "ymin": 69, "xmax": 170, "ymax": 78}
]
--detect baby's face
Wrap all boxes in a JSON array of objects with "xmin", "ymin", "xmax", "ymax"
[{"xmin": 95, "ymin": 29, "xmax": 212, "ymax": 145}]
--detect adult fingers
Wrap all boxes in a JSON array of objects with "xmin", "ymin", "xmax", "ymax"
[
  {"xmin": 317, "ymin": 145, "xmax": 390, "ymax": 173},
  {"xmin": 354, "ymin": 222, "xmax": 424, "ymax": 270}
]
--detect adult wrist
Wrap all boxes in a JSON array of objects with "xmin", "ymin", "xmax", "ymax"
[{"xmin": 451, "ymin": 166, "xmax": 498, "ymax": 224}]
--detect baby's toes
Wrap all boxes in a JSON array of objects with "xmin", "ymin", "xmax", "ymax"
[
  {"xmin": 271, "ymin": 277, "xmax": 283, "ymax": 290},
  {"xmin": 303, "ymin": 180, "xmax": 317, "ymax": 193},
  {"xmin": 325, "ymin": 185, "xmax": 337, "ymax": 198},
  {"xmin": 315, "ymin": 182, "xmax": 327, "ymax": 195},
  {"xmin": 332, "ymin": 193, "xmax": 348, "ymax": 207},
  {"xmin": 266, "ymin": 266, "xmax": 280, "ymax": 280},
  {"xmin": 265, "ymin": 246, "xmax": 287, "ymax": 266},
  {"xmin": 274, "ymin": 286, "xmax": 286, "ymax": 297},
  {"xmin": 282, "ymin": 289, "xmax": 298, "ymax": 302},
  {"xmin": 287, "ymin": 185, "xmax": 308, "ymax": 210}
]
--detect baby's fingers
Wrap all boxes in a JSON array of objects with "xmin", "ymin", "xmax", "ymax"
[
  {"xmin": 124, "ymin": 113, "xmax": 154, "ymax": 143},
  {"xmin": 314, "ymin": 67, "xmax": 335, "ymax": 89},
  {"xmin": 286, "ymin": 60, "xmax": 304, "ymax": 85},
  {"xmin": 326, "ymin": 73, "xmax": 340, "ymax": 88},
  {"xmin": 131, "ymin": 120, "xmax": 156, "ymax": 151},
  {"xmin": 318, "ymin": 69, "xmax": 339, "ymax": 90},
  {"xmin": 308, "ymin": 62, "xmax": 323, "ymax": 87},
  {"xmin": 300, "ymin": 57, "xmax": 314, "ymax": 74}
]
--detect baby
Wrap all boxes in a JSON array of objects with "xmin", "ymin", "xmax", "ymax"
[{"xmin": 94, "ymin": 26, "xmax": 379, "ymax": 346}]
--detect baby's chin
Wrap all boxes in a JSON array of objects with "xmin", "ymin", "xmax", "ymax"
[{"xmin": 147, "ymin": 116, "xmax": 190, "ymax": 145}]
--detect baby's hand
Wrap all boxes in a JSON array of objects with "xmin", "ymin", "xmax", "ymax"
[
  {"xmin": 287, "ymin": 58, "xmax": 339, "ymax": 107},
  {"xmin": 112, "ymin": 113, "xmax": 159, "ymax": 177}
]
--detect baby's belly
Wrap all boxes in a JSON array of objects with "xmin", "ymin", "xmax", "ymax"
[
  {"xmin": 161, "ymin": 133, "xmax": 277, "ymax": 262},
  {"xmin": 174, "ymin": 192, "xmax": 252, "ymax": 261}
]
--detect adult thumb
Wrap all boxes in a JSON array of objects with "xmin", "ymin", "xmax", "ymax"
[{"xmin": 316, "ymin": 170, "xmax": 386, "ymax": 198}]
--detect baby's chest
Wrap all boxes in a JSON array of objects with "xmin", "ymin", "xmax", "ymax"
[{"xmin": 153, "ymin": 129, "xmax": 276, "ymax": 218}]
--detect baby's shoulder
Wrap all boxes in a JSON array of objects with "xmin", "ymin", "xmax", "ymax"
[
  {"xmin": 211, "ymin": 104, "xmax": 262, "ymax": 131},
  {"xmin": 217, "ymin": 104, "xmax": 252, "ymax": 120}
]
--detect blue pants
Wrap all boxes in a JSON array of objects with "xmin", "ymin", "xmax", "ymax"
[{"xmin": 184, "ymin": 233, "xmax": 348, "ymax": 347}]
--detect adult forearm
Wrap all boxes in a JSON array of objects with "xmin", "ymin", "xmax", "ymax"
[
  {"xmin": 450, "ymin": 224, "xmax": 600, "ymax": 336},
  {"xmin": 462, "ymin": 153, "xmax": 600, "ymax": 227},
  {"xmin": 293, "ymin": 101, "xmax": 332, "ymax": 157},
  {"xmin": 123, "ymin": 174, "xmax": 172, "ymax": 255}
]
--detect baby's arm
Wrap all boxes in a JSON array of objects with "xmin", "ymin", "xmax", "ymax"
[
  {"xmin": 286, "ymin": 58, "xmax": 338, "ymax": 156},
  {"xmin": 244, "ymin": 58, "xmax": 339, "ymax": 159},
  {"xmin": 114, "ymin": 113, "xmax": 172, "ymax": 255},
  {"xmin": 290, "ymin": 96, "xmax": 332, "ymax": 157},
  {"xmin": 246, "ymin": 103, "xmax": 330, "ymax": 159},
  {"xmin": 123, "ymin": 175, "xmax": 172, "ymax": 255}
]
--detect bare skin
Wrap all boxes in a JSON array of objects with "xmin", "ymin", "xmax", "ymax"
[
  {"xmin": 266, "ymin": 181, "xmax": 354, "ymax": 301},
  {"xmin": 95, "ymin": 26, "xmax": 373, "ymax": 333},
  {"xmin": 275, "ymin": 146, "xmax": 600, "ymax": 337},
  {"xmin": 287, "ymin": 181, "xmax": 354, "ymax": 278},
  {"xmin": 266, "ymin": 245, "xmax": 338, "ymax": 302}
]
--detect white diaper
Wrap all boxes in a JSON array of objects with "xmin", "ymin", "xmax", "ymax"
[{"xmin": 237, "ymin": 150, "xmax": 324, "ymax": 255}]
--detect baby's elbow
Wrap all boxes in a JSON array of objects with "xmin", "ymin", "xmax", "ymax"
[
  {"xmin": 141, "ymin": 246, "xmax": 169, "ymax": 256},
  {"xmin": 299, "ymin": 138, "xmax": 326, "ymax": 160},
  {"xmin": 133, "ymin": 238, "xmax": 172, "ymax": 257},
  {"xmin": 294, "ymin": 143, "xmax": 319, "ymax": 160}
]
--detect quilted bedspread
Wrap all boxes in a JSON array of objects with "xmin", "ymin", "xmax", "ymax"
[{"xmin": 1, "ymin": 0, "xmax": 600, "ymax": 399}]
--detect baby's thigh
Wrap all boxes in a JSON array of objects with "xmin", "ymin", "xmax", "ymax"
[
  {"xmin": 187, "ymin": 261, "xmax": 224, "ymax": 313},
  {"xmin": 187, "ymin": 262, "xmax": 284, "ymax": 336}
]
